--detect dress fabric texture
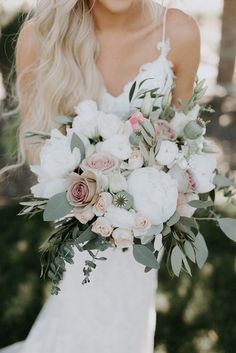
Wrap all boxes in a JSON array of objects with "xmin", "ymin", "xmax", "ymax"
[{"xmin": 1, "ymin": 8, "xmax": 174, "ymax": 353}]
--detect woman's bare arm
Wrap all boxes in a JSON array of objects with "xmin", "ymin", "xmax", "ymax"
[{"xmin": 167, "ymin": 9, "xmax": 201, "ymax": 107}]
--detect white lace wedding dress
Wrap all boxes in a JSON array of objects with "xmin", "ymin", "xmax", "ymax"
[{"xmin": 1, "ymin": 7, "xmax": 174, "ymax": 353}]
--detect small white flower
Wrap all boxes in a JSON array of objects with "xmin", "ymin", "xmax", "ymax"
[
  {"xmin": 73, "ymin": 100, "xmax": 99, "ymax": 139},
  {"xmin": 100, "ymin": 134, "xmax": 132, "ymax": 160},
  {"xmin": 155, "ymin": 141, "xmax": 179, "ymax": 166},
  {"xmin": 97, "ymin": 112, "xmax": 124, "ymax": 139},
  {"xmin": 109, "ymin": 172, "xmax": 128, "ymax": 193},
  {"xmin": 105, "ymin": 205, "xmax": 136, "ymax": 229},
  {"xmin": 177, "ymin": 193, "xmax": 199, "ymax": 218}
]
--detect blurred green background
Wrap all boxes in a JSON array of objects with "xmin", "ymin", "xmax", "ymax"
[{"xmin": 0, "ymin": 1, "xmax": 235, "ymax": 353}]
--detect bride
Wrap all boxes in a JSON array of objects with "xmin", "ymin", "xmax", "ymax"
[{"xmin": 1, "ymin": 0, "xmax": 200, "ymax": 352}]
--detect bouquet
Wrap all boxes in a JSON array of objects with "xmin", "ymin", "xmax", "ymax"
[{"xmin": 19, "ymin": 78, "xmax": 236, "ymax": 295}]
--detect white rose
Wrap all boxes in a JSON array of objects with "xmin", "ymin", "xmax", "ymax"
[
  {"xmin": 105, "ymin": 205, "xmax": 135, "ymax": 229},
  {"xmin": 97, "ymin": 111, "xmax": 124, "ymax": 139},
  {"xmin": 73, "ymin": 206, "xmax": 95, "ymax": 224},
  {"xmin": 30, "ymin": 129, "xmax": 81, "ymax": 198},
  {"xmin": 91, "ymin": 217, "xmax": 113, "ymax": 237},
  {"xmin": 73, "ymin": 100, "xmax": 99, "ymax": 139},
  {"xmin": 93, "ymin": 192, "xmax": 113, "ymax": 217},
  {"xmin": 112, "ymin": 228, "xmax": 134, "ymax": 248},
  {"xmin": 128, "ymin": 149, "xmax": 144, "ymax": 169},
  {"xmin": 169, "ymin": 105, "xmax": 200, "ymax": 137},
  {"xmin": 109, "ymin": 172, "xmax": 127, "ymax": 193},
  {"xmin": 177, "ymin": 193, "xmax": 199, "ymax": 218},
  {"xmin": 100, "ymin": 134, "xmax": 132, "ymax": 160},
  {"xmin": 127, "ymin": 167, "xmax": 178, "ymax": 225},
  {"xmin": 155, "ymin": 141, "xmax": 179, "ymax": 166},
  {"xmin": 188, "ymin": 153, "xmax": 217, "ymax": 193},
  {"xmin": 85, "ymin": 144, "xmax": 96, "ymax": 158}
]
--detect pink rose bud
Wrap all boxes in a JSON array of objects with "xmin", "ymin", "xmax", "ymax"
[{"xmin": 129, "ymin": 112, "xmax": 145, "ymax": 132}]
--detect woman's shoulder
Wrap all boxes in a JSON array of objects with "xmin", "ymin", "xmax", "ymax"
[
  {"xmin": 16, "ymin": 19, "xmax": 39, "ymax": 74},
  {"xmin": 166, "ymin": 8, "xmax": 200, "ymax": 48}
]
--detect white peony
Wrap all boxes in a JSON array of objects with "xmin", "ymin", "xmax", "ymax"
[
  {"xmin": 105, "ymin": 205, "xmax": 136, "ymax": 229},
  {"xmin": 127, "ymin": 167, "xmax": 178, "ymax": 225},
  {"xmin": 30, "ymin": 129, "xmax": 81, "ymax": 198},
  {"xmin": 73, "ymin": 100, "xmax": 99, "ymax": 139},
  {"xmin": 100, "ymin": 134, "xmax": 132, "ymax": 160},
  {"xmin": 97, "ymin": 111, "xmax": 124, "ymax": 139},
  {"xmin": 169, "ymin": 104, "xmax": 200, "ymax": 137},
  {"xmin": 177, "ymin": 193, "xmax": 199, "ymax": 218},
  {"xmin": 169, "ymin": 153, "xmax": 217, "ymax": 194},
  {"xmin": 155, "ymin": 141, "xmax": 179, "ymax": 166}
]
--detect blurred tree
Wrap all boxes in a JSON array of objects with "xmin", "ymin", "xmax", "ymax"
[{"xmin": 217, "ymin": 0, "xmax": 236, "ymax": 86}]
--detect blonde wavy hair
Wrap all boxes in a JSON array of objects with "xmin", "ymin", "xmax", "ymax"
[{"xmin": 1, "ymin": 0, "xmax": 166, "ymax": 174}]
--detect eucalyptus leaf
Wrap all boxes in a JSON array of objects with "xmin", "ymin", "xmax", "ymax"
[
  {"xmin": 139, "ymin": 124, "xmax": 153, "ymax": 145},
  {"xmin": 194, "ymin": 233, "xmax": 208, "ymax": 269},
  {"xmin": 139, "ymin": 141, "xmax": 149, "ymax": 161},
  {"xmin": 213, "ymin": 175, "xmax": 233, "ymax": 188},
  {"xmin": 77, "ymin": 227, "xmax": 97, "ymax": 243},
  {"xmin": 184, "ymin": 241, "xmax": 196, "ymax": 263},
  {"xmin": 171, "ymin": 246, "xmax": 182, "ymax": 277},
  {"xmin": 129, "ymin": 81, "xmax": 137, "ymax": 102},
  {"xmin": 218, "ymin": 218, "xmax": 236, "ymax": 242},
  {"xmin": 167, "ymin": 211, "xmax": 180, "ymax": 227},
  {"xmin": 162, "ymin": 225, "xmax": 171, "ymax": 236},
  {"xmin": 181, "ymin": 253, "xmax": 192, "ymax": 276},
  {"xmin": 54, "ymin": 115, "xmax": 73, "ymax": 125},
  {"xmin": 70, "ymin": 132, "xmax": 85, "ymax": 159},
  {"xmin": 188, "ymin": 200, "xmax": 214, "ymax": 208},
  {"xmin": 43, "ymin": 192, "xmax": 73, "ymax": 221},
  {"xmin": 142, "ymin": 119, "xmax": 156, "ymax": 137},
  {"xmin": 133, "ymin": 245, "xmax": 159, "ymax": 270}
]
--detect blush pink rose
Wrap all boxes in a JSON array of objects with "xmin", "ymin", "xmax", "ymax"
[
  {"xmin": 73, "ymin": 207, "xmax": 95, "ymax": 224},
  {"xmin": 177, "ymin": 192, "xmax": 199, "ymax": 217},
  {"xmin": 91, "ymin": 217, "xmax": 113, "ymax": 237},
  {"xmin": 93, "ymin": 192, "xmax": 113, "ymax": 217},
  {"xmin": 80, "ymin": 152, "xmax": 119, "ymax": 174},
  {"xmin": 112, "ymin": 228, "xmax": 134, "ymax": 248},
  {"xmin": 154, "ymin": 120, "xmax": 177, "ymax": 141},
  {"xmin": 67, "ymin": 171, "xmax": 101, "ymax": 208},
  {"xmin": 133, "ymin": 214, "xmax": 151, "ymax": 236},
  {"xmin": 129, "ymin": 112, "xmax": 146, "ymax": 132}
]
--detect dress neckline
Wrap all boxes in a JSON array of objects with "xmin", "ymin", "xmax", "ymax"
[{"xmin": 102, "ymin": 38, "xmax": 174, "ymax": 100}]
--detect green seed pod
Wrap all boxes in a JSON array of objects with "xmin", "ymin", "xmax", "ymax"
[
  {"xmin": 113, "ymin": 191, "xmax": 134, "ymax": 210},
  {"xmin": 184, "ymin": 120, "xmax": 204, "ymax": 140}
]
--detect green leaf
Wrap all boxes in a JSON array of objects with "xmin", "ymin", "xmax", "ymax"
[
  {"xmin": 142, "ymin": 119, "xmax": 156, "ymax": 137},
  {"xmin": 129, "ymin": 81, "xmax": 137, "ymax": 102},
  {"xmin": 194, "ymin": 233, "xmax": 208, "ymax": 269},
  {"xmin": 188, "ymin": 200, "xmax": 214, "ymax": 208},
  {"xmin": 181, "ymin": 253, "xmax": 192, "ymax": 276},
  {"xmin": 43, "ymin": 192, "xmax": 73, "ymax": 221},
  {"xmin": 213, "ymin": 174, "xmax": 233, "ymax": 188},
  {"xmin": 139, "ymin": 141, "xmax": 149, "ymax": 161},
  {"xmin": 162, "ymin": 225, "xmax": 171, "ymax": 236},
  {"xmin": 133, "ymin": 245, "xmax": 160, "ymax": 270},
  {"xmin": 184, "ymin": 241, "xmax": 196, "ymax": 263},
  {"xmin": 179, "ymin": 217, "xmax": 199, "ymax": 230},
  {"xmin": 70, "ymin": 132, "xmax": 85, "ymax": 159},
  {"xmin": 171, "ymin": 245, "xmax": 182, "ymax": 277},
  {"xmin": 54, "ymin": 115, "xmax": 73, "ymax": 125},
  {"xmin": 167, "ymin": 211, "xmax": 180, "ymax": 227},
  {"xmin": 139, "ymin": 124, "xmax": 153, "ymax": 146},
  {"xmin": 77, "ymin": 226, "xmax": 97, "ymax": 243},
  {"xmin": 218, "ymin": 218, "xmax": 236, "ymax": 242}
]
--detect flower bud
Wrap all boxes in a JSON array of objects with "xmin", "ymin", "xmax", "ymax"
[
  {"xmin": 184, "ymin": 120, "xmax": 204, "ymax": 140},
  {"xmin": 141, "ymin": 92, "xmax": 153, "ymax": 117}
]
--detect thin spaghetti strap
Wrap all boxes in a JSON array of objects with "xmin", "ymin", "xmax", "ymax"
[{"xmin": 161, "ymin": 4, "xmax": 169, "ymax": 47}]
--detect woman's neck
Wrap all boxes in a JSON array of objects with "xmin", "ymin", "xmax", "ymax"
[{"xmin": 91, "ymin": 1, "xmax": 151, "ymax": 33}]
